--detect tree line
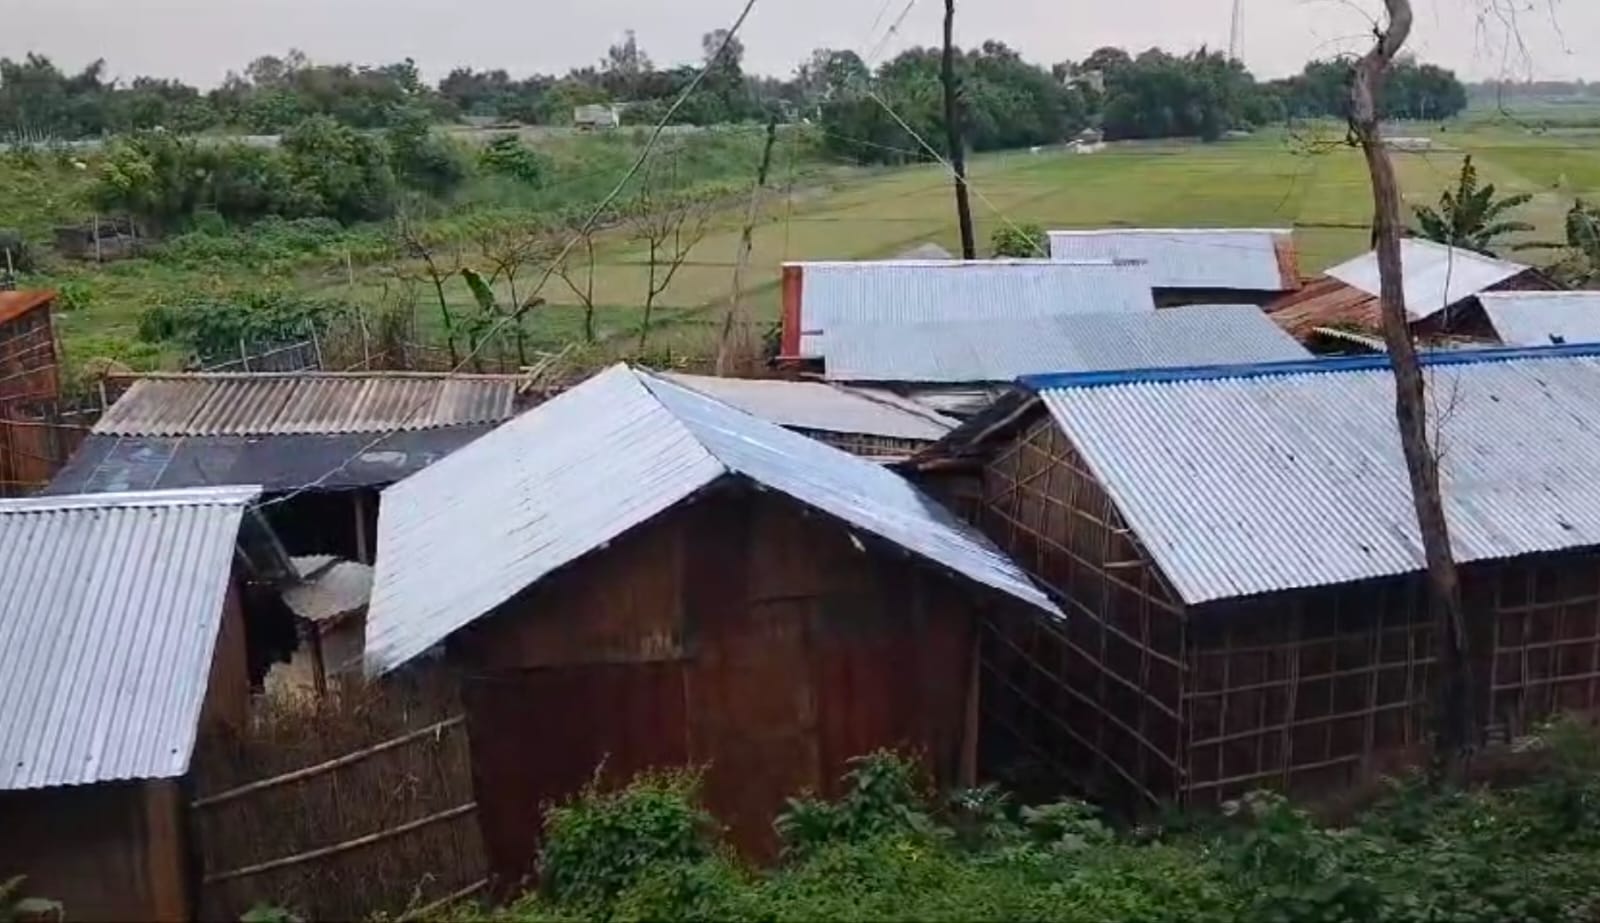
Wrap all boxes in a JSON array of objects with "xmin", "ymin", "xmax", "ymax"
[
  {"xmin": 817, "ymin": 44, "xmax": 1470, "ymax": 166},
  {"xmin": 2, "ymin": 39, "xmax": 1469, "ymax": 147}
]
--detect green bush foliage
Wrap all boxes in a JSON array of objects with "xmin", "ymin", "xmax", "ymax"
[
  {"xmin": 478, "ymin": 136, "xmax": 550, "ymax": 186},
  {"xmin": 137, "ymin": 290, "xmax": 351, "ymax": 360},
  {"xmin": 538, "ymin": 769, "xmax": 718, "ymax": 913},
  {"xmin": 990, "ymin": 222, "xmax": 1046, "ymax": 258},
  {"xmin": 459, "ymin": 725, "xmax": 1600, "ymax": 923}
]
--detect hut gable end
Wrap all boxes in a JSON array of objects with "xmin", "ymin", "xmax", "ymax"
[{"xmin": 981, "ymin": 415, "xmax": 1182, "ymax": 614}]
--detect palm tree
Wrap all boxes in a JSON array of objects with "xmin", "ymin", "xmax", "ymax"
[{"xmin": 1411, "ymin": 155, "xmax": 1533, "ymax": 255}]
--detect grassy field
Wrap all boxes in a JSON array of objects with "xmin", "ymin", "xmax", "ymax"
[
  {"xmin": 481, "ymin": 121, "xmax": 1600, "ymax": 353},
  {"xmin": 15, "ymin": 119, "xmax": 1600, "ymax": 374}
]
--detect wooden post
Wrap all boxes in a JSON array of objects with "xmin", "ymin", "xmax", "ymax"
[
  {"xmin": 353, "ymin": 492, "xmax": 371, "ymax": 564},
  {"xmin": 942, "ymin": 0, "xmax": 977, "ymax": 259},
  {"xmin": 307, "ymin": 319, "xmax": 324, "ymax": 371}
]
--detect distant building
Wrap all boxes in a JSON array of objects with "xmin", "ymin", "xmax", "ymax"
[
  {"xmin": 1269, "ymin": 238, "xmax": 1558, "ymax": 351},
  {"xmin": 1479, "ymin": 291, "xmax": 1600, "ymax": 347},
  {"xmin": 1047, "ymin": 228, "xmax": 1302, "ymax": 307},
  {"xmin": 1066, "ymin": 70, "xmax": 1106, "ymax": 94},
  {"xmin": 573, "ymin": 104, "xmax": 622, "ymax": 130}
]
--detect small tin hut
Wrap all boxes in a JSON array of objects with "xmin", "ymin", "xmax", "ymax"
[
  {"xmin": 0, "ymin": 487, "xmax": 288, "ymax": 921},
  {"xmin": 913, "ymin": 344, "xmax": 1600, "ymax": 809},
  {"xmin": 362, "ymin": 365, "xmax": 1059, "ymax": 878}
]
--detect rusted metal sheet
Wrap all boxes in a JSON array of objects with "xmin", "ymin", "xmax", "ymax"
[
  {"xmin": 0, "ymin": 291, "xmax": 60, "ymax": 408},
  {"xmin": 0, "ymin": 780, "xmax": 190, "ymax": 921},
  {"xmin": 94, "ymin": 373, "xmax": 521, "ymax": 437},
  {"xmin": 459, "ymin": 512, "xmax": 687, "ymax": 670},
  {"xmin": 454, "ymin": 490, "xmax": 982, "ymax": 870},
  {"xmin": 462, "ymin": 662, "xmax": 690, "ymax": 887}
]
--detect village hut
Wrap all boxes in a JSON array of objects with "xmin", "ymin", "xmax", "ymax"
[
  {"xmin": 1479, "ymin": 290, "xmax": 1600, "ymax": 347},
  {"xmin": 0, "ymin": 290, "xmax": 70, "ymax": 496},
  {"xmin": 1047, "ymin": 228, "xmax": 1301, "ymax": 307},
  {"xmin": 912, "ymin": 344, "xmax": 1600, "ymax": 810},
  {"xmin": 46, "ymin": 371, "xmax": 534, "ymax": 560},
  {"xmin": 0, "ymin": 487, "xmax": 289, "ymax": 921},
  {"xmin": 777, "ymin": 258, "xmax": 1158, "ymax": 416},
  {"xmin": 362, "ymin": 365, "xmax": 1059, "ymax": 876},
  {"xmin": 1270, "ymin": 238, "xmax": 1558, "ymax": 351}
]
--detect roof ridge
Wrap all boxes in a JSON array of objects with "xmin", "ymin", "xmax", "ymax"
[
  {"xmin": 0, "ymin": 486, "xmax": 263, "ymax": 513},
  {"xmin": 1021, "ymin": 342, "xmax": 1600, "ymax": 391}
]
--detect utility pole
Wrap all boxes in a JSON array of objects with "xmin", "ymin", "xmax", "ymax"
[
  {"xmin": 717, "ymin": 116, "xmax": 780, "ymax": 375},
  {"xmin": 1350, "ymin": 0, "xmax": 1474, "ymax": 781},
  {"xmin": 942, "ymin": 0, "xmax": 976, "ymax": 260}
]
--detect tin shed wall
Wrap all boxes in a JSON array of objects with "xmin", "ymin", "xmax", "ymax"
[
  {"xmin": 0, "ymin": 780, "xmax": 189, "ymax": 922},
  {"xmin": 455, "ymin": 489, "xmax": 976, "ymax": 881}
]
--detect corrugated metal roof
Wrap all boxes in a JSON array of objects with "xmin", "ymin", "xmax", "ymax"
[
  {"xmin": 1026, "ymin": 344, "xmax": 1600, "ymax": 606},
  {"xmin": 662, "ymin": 374, "xmax": 957, "ymax": 440},
  {"xmin": 0, "ymin": 486, "xmax": 262, "ymax": 790},
  {"xmin": 49, "ymin": 428, "xmax": 496, "ymax": 495},
  {"xmin": 284, "ymin": 559, "xmax": 373, "ymax": 624},
  {"xmin": 365, "ymin": 365, "xmax": 1059, "ymax": 675},
  {"xmin": 822, "ymin": 304, "xmax": 1309, "ymax": 383},
  {"xmin": 1480, "ymin": 291, "xmax": 1600, "ymax": 346},
  {"xmin": 1325, "ymin": 239, "xmax": 1528, "ymax": 321},
  {"xmin": 790, "ymin": 259, "xmax": 1156, "ymax": 359},
  {"xmin": 1047, "ymin": 228, "xmax": 1297, "ymax": 292},
  {"xmin": 94, "ymin": 373, "xmax": 522, "ymax": 437}
]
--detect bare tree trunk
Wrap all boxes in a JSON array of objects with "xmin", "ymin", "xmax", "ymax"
[
  {"xmin": 942, "ymin": 0, "xmax": 976, "ymax": 260},
  {"xmin": 718, "ymin": 116, "xmax": 780, "ymax": 376},
  {"xmin": 1350, "ymin": 0, "xmax": 1475, "ymax": 780},
  {"xmin": 640, "ymin": 239, "xmax": 661, "ymax": 352}
]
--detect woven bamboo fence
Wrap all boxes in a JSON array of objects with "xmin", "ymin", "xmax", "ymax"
[{"xmin": 190, "ymin": 670, "xmax": 487, "ymax": 920}]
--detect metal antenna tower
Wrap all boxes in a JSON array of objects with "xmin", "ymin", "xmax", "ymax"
[{"xmin": 1228, "ymin": 0, "xmax": 1244, "ymax": 60}]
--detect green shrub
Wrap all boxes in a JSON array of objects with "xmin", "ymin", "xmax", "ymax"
[
  {"xmin": 387, "ymin": 107, "xmax": 469, "ymax": 196},
  {"xmin": 538, "ymin": 769, "xmax": 718, "ymax": 912},
  {"xmin": 137, "ymin": 290, "xmax": 350, "ymax": 360},
  {"xmin": 478, "ymin": 136, "xmax": 549, "ymax": 186},
  {"xmin": 280, "ymin": 116, "xmax": 397, "ymax": 222},
  {"xmin": 990, "ymin": 222, "xmax": 1046, "ymax": 258},
  {"xmin": 774, "ymin": 751, "xmax": 936, "ymax": 861}
]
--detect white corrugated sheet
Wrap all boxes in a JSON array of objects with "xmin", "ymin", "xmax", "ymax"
[
  {"xmin": 792, "ymin": 260, "xmax": 1156, "ymax": 359},
  {"xmin": 0, "ymin": 486, "xmax": 261, "ymax": 790},
  {"xmin": 1480, "ymin": 291, "xmax": 1600, "ymax": 347},
  {"xmin": 822, "ymin": 304, "xmax": 1309, "ymax": 383},
  {"xmin": 662, "ymin": 374, "xmax": 957, "ymax": 440},
  {"xmin": 1032, "ymin": 345, "xmax": 1600, "ymax": 606},
  {"xmin": 1047, "ymin": 228, "xmax": 1294, "ymax": 292},
  {"xmin": 284, "ymin": 558, "xmax": 373, "ymax": 624},
  {"xmin": 1325, "ymin": 239, "xmax": 1528, "ymax": 321},
  {"xmin": 365, "ymin": 365, "xmax": 1059, "ymax": 674}
]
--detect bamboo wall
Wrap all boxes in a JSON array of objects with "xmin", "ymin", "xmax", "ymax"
[
  {"xmin": 974, "ymin": 414, "xmax": 1600, "ymax": 810},
  {"xmin": 979, "ymin": 418, "xmax": 1184, "ymax": 807}
]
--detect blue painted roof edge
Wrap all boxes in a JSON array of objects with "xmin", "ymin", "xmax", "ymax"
[{"xmin": 1018, "ymin": 341, "xmax": 1600, "ymax": 392}]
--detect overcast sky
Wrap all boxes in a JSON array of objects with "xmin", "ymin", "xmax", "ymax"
[{"xmin": 5, "ymin": 0, "xmax": 1594, "ymax": 87}]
